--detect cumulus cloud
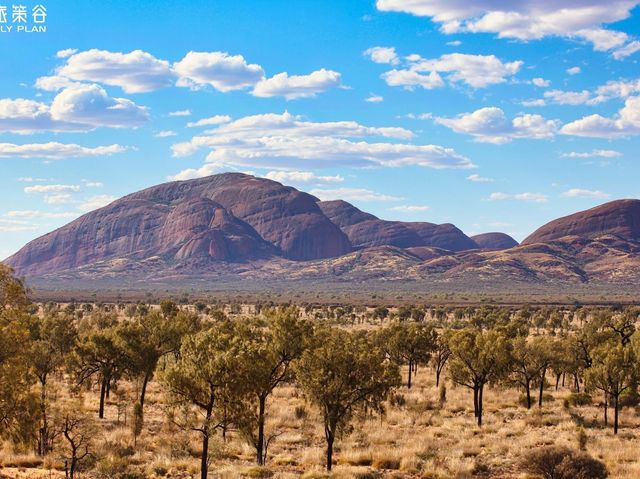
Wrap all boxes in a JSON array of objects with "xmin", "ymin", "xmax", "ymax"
[
  {"xmin": 170, "ymin": 111, "xmax": 474, "ymax": 174},
  {"xmin": 363, "ymin": 46, "xmax": 399, "ymax": 65},
  {"xmin": 379, "ymin": 53, "xmax": 521, "ymax": 90},
  {"xmin": 24, "ymin": 184, "xmax": 81, "ymax": 194},
  {"xmin": 532, "ymin": 77, "xmax": 550, "ymax": 87},
  {"xmin": 388, "ymin": 205, "xmax": 431, "ymax": 212},
  {"xmin": 375, "ymin": 0, "xmax": 639, "ymax": 53},
  {"xmin": 77, "ymin": 195, "xmax": 117, "ymax": 212},
  {"xmin": 466, "ymin": 173, "xmax": 494, "ymax": 182},
  {"xmin": 365, "ymin": 94, "xmax": 384, "ymax": 103},
  {"xmin": 174, "ymin": 51, "xmax": 265, "ymax": 92},
  {"xmin": 561, "ymin": 96, "xmax": 640, "ymax": 138},
  {"xmin": 435, "ymin": 107, "xmax": 559, "ymax": 143},
  {"xmin": 0, "ymin": 142, "xmax": 127, "ymax": 159},
  {"xmin": 567, "ymin": 66, "xmax": 582, "ymax": 75},
  {"xmin": 561, "ymin": 188, "xmax": 610, "ymax": 199},
  {"xmin": 486, "ymin": 192, "xmax": 548, "ymax": 203},
  {"xmin": 264, "ymin": 171, "xmax": 344, "ymax": 184},
  {"xmin": 252, "ymin": 69, "xmax": 341, "ymax": 99},
  {"xmin": 560, "ymin": 149, "xmax": 622, "ymax": 158},
  {"xmin": 56, "ymin": 48, "xmax": 77, "ymax": 58},
  {"xmin": 613, "ymin": 40, "xmax": 640, "ymax": 59},
  {"xmin": 45, "ymin": 49, "xmax": 174, "ymax": 93},
  {"xmin": 309, "ymin": 187, "xmax": 401, "ymax": 202},
  {"xmin": 544, "ymin": 89, "xmax": 592, "ymax": 105},
  {"xmin": 186, "ymin": 115, "xmax": 232, "ymax": 127},
  {"xmin": 168, "ymin": 109, "xmax": 192, "ymax": 117},
  {"xmin": 0, "ymin": 85, "xmax": 148, "ymax": 133},
  {"xmin": 154, "ymin": 130, "xmax": 177, "ymax": 138},
  {"xmin": 168, "ymin": 163, "xmax": 222, "ymax": 181}
]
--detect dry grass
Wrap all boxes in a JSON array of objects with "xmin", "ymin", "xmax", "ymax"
[{"xmin": 3, "ymin": 331, "xmax": 640, "ymax": 478}]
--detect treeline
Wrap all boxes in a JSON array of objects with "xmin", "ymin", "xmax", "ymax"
[{"xmin": 1, "ymin": 264, "xmax": 635, "ymax": 478}]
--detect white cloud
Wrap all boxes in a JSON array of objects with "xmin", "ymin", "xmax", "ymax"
[
  {"xmin": 375, "ymin": 0, "xmax": 638, "ymax": 52},
  {"xmin": 446, "ymin": 40, "xmax": 462, "ymax": 46},
  {"xmin": 264, "ymin": 171, "xmax": 344, "ymax": 184},
  {"xmin": 44, "ymin": 194, "xmax": 74, "ymax": 205},
  {"xmin": 50, "ymin": 84, "xmax": 148, "ymax": 128},
  {"xmin": 544, "ymin": 89, "xmax": 592, "ymax": 105},
  {"xmin": 6, "ymin": 210, "xmax": 78, "ymax": 219},
  {"xmin": 253, "ymin": 69, "xmax": 341, "ymax": 99},
  {"xmin": 382, "ymin": 69, "xmax": 444, "ymax": 90},
  {"xmin": 171, "ymin": 111, "xmax": 474, "ymax": 174},
  {"xmin": 77, "ymin": 195, "xmax": 117, "ymax": 212},
  {"xmin": 532, "ymin": 77, "xmax": 550, "ymax": 87},
  {"xmin": 168, "ymin": 163, "xmax": 222, "ymax": 181},
  {"xmin": 613, "ymin": 40, "xmax": 640, "ymax": 60},
  {"xmin": 521, "ymin": 99, "xmax": 546, "ymax": 107},
  {"xmin": 487, "ymin": 191, "xmax": 548, "ymax": 203},
  {"xmin": 56, "ymin": 48, "xmax": 77, "ymax": 58},
  {"xmin": 154, "ymin": 130, "xmax": 177, "ymax": 138},
  {"xmin": 34, "ymin": 75, "xmax": 81, "ymax": 91},
  {"xmin": 561, "ymin": 188, "xmax": 610, "ymax": 199},
  {"xmin": 383, "ymin": 53, "xmax": 521, "ymax": 89},
  {"xmin": 388, "ymin": 205, "xmax": 431, "ymax": 212},
  {"xmin": 174, "ymin": 51, "xmax": 265, "ymax": 92},
  {"xmin": 0, "ymin": 85, "xmax": 148, "ymax": 133},
  {"xmin": 467, "ymin": 173, "xmax": 494, "ymax": 182},
  {"xmin": 310, "ymin": 187, "xmax": 401, "ymax": 202},
  {"xmin": 168, "ymin": 109, "xmax": 192, "ymax": 117},
  {"xmin": 365, "ymin": 94, "xmax": 384, "ymax": 103},
  {"xmin": 567, "ymin": 66, "xmax": 581, "ymax": 75},
  {"xmin": 363, "ymin": 46, "xmax": 399, "ymax": 65},
  {"xmin": 0, "ymin": 142, "xmax": 127, "ymax": 159},
  {"xmin": 186, "ymin": 115, "xmax": 232, "ymax": 127},
  {"xmin": 561, "ymin": 96, "xmax": 640, "ymax": 138},
  {"xmin": 24, "ymin": 184, "xmax": 80, "ymax": 194},
  {"xmin": 83, "ymin": 181, "xmax": 103, "ymax": 188},
  {"xmin": 50, "ymin": 49, "xmax": 173, "ymax": 93},
  {"xmin": 435, "ymin": 107, "xmax": 559, "ymax": 143},
  {"xmin": 0, "ymin": 219, "xmax": 39, "ymax": 233},
  {"xmin": 560, "ymin": 149, "xmax": 622, "ymax": 158}
]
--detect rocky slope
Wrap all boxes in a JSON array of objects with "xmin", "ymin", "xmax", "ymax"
[{"xmin": 5, "ymin": 174, "xmax": 640, "ymax": 290}]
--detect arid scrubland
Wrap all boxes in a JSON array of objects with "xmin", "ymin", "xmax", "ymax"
[{"xmin": 2, "ymin": 265, "xmax": 640, "ymax": 478}]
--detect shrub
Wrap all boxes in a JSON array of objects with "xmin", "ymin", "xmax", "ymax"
[
  {"xmin": 521, "ymin": 446, "xmax": 607, "ymax": 479},
  {"xmin": 390, "ymin": 393, "xmax": 406, "ymax": 407},
  {"xmin": 567, "ymin": 392, "xmax": 592, "ymax": 407},
  {"xmin": 577, "ymin": 428, "xmax": 587, "ymax": 451},
  {"xmin": 294, "ymin": 405, "xmax": 308, "ymax": 420},
  {"xmin": 372, "ymin": 456, "xmax": 401, "ymax": 470}
]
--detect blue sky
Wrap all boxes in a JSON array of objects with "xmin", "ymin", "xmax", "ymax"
[{"xmin": 2, "ymin": 0, "xmax": 640, "ymax": 259}]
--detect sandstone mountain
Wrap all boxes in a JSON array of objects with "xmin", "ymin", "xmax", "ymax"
[{"xmin": 5, "ymin": 174, "xmax": 640, "ymax": 292}]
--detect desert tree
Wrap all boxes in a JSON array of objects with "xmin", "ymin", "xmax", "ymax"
[
  {"xmin": 432, "ymin": 330, "xmax": 452, "ymax": 387},
  {"xmin": 28, "ymin": 312, "xmax": 77, "ymax": 455},
  {"xmin": 161, "ymin": 322, "xmax": 246, "ymax": 479},
  {"xmin": 0, "ymin": 265, "xmax": 38, "ymax": 444},
  {"xmin": 586, "ymin": 342, "xmax": 637, "ymax": 433},
  {"xmin": 68, "ymin": 326, "xmax": 128, "ymax": 419},
  {"xmin": 448, "ymin": 328, "xmax": 510, "ymax": 426},
  {"xmin": 233, "ymin": 308, "xmax": 313, "ymax": 465},
  {"xmin": 119, "ymin": 309, "xmax": 200, "ymax": 425},
  {"xmin": 295, "ymin": 328, "xmax": 400, "ymax": 470},
  {"xmin": 508, "ymin": 336, "xmax": 556, "ymax": 409},
  {"xmin": 52, "ymin": 399, "xmax": 95, "ymax": 479},
  {"xmin": 377, "ymin": 321, "xmax": 436, "ymax": 388}
]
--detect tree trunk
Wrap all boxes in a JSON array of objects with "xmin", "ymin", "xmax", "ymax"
[
  {"xmin": 555, "ymin": 372, "xmax": 561, "ymax": 391},
  {"xmin": 139, "ymin": 369, "xmax": 152, "ymax": 410},
  {"xmin": 39, "ymin": 377, "xmax": 48, "ymax": 455},
  {"xmin": 477, "ymin": 384, "xmax": 484, "ymax": 427},
  {"xmin": 99, "ymin": 378, "xmax": 107, "ymax": 419},
  {"xmin": 436, "ymin": 366, "xmax": 441, "ymax": 387},
  {"xmin": 326, "ymin": 428, "xmax": 335, "ymax": 471},
  {"xmin": 201, "ymin": 401, "xmax": 213, "ymax": 479},
  {"xmin": 604, "ymin": 392, "xmax": 608, "ymax": 426},
  {"xmin": 256, "ymin": 395, "xmax": 266, "ymax": 465},
  {"xmin": 614, "ymin": 394, "xmax": 619, "ymax": 434},
  {"xmin": 525, "ymin": 380, "xmax": 532, "ymax": 409},
  {"xmin": 473, "ymin": 386, "xmax": 479, "ymax": 418},
  {"xmin": 539, "ymin": 368, "xmax": 546, "ymax": 407},
  {"xmin": 407, "ymin": 360, "xmax": 413, "ymax": 389}
]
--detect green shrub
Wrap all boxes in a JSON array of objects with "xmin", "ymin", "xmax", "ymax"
[{"xmin": 521, "ymin": 446, "xmax": 607, "ymax": 479}]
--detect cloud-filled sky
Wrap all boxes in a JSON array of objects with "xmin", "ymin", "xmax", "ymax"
[{"xmin": 1, "ymin": 0, "xmax": 640, "ymax": 259}]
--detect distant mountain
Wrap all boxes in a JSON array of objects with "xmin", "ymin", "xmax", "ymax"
[
  {"xmin": 5, "ymin": 174, "xmax": 640, "ymax": 292},
  {"xmin": 523, "ymin": 199, "xmax": 640, "ymax": 245},
  {"xmin": 471, "ymin": 232, "xmax": 519, "ymax": 250}
]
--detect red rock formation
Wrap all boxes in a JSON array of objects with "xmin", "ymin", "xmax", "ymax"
[
  {"xmin": 471, "ymin": 232, "xmax": 519, "ymax": 250},
  {"xmin": 522, "ymin": 199, "xmax": 640, "ymax": 244}
]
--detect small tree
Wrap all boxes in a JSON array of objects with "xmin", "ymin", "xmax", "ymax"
[
  {"xmin": 432, "ymin": 330, "xmax": 452, "ymax": 387},
  {"xmin": 448, "ymin": 328, "xmax": 510, "ymax": 426},
  {"xmin": 585, "ymin": 342, "xmax": 636, "ymax": 433},
  {"xmin": 52, "ymin": 400, "xmax": 95, "ymax": 479},
  {"xmin": 377, "ymin": 321, "xmax": 436, "ymax": 388},
  {"xmin": 295, "ymin": 328, "xmax": 400, "ymax": 470},
  {"xmin": 161, "ymin": 323, "xmax": 246, "ymax": 479}
]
